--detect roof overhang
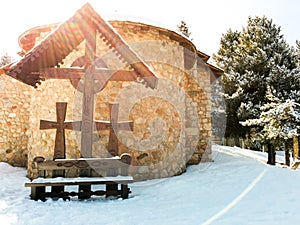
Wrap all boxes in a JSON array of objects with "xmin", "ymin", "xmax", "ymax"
[{"xmin": 5, "ymin": 3, "xmax": 158, "ymax": 89}]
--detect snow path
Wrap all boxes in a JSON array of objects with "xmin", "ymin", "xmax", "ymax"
[{"xmin": 1, "ymin": 145, "xmax": 300, "ymax": 225}]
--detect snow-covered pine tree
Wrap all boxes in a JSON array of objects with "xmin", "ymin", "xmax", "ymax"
[
  {"xmin": 212, "ymin": 29, "xmax": 248, "ymax": 142},
  {"xmin": 296, "ymin": 40, "xmax": 300, "ymax": 66},
  {"xmin": 213, "ymin": 16, "xmax": 298, "ymax": 153},
  {"xmin": 177, "ymin": 20, "xmax": 192, "ymax": 40},
  {"xmin": 241, "ymin": 86, "xmax": 300, "ymax": 165},
  {"xmin": 0, "ymin": 53, "xmax": 12, "ymax": 67},
  {"xmin": 211, "ymin": 78, "xmax": 226, "ymax": 139}
]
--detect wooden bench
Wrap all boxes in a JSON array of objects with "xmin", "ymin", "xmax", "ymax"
[{"xmin": 25, "ymin": 153, "xmax": 133, "ymax": 201}]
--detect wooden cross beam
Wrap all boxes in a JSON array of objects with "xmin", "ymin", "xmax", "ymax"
[
  {"xmin": 95, "ymin": 102, "xmax": 133, "ymax": 157},
  {"xmin": 40, "ymin": 67, "xmax": 139, "ymax": 94},
  {"xmin": 40, "ymin": 102, "xmax": 81, "ymax": 159},
  {"xmin": 40, "ymin": 68, "xmax": 138, "ymax": 82}
]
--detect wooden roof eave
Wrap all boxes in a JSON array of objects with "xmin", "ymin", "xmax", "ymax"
[
  {"xmin": 5, "ymin": 3, "xmax": 158, "ymax": 89},
  {"xmin": 0, "ymin": 62, "xmax": 15, "ymax": 75},
  {"xmin": 85, "ymin": 5, "xmax": 158, "ymax": 89},
  {"xmin": 207, "ymin": 63, "xmax": 223, "ymax": 83},
  {"xmin": 5, "ymin": 5, "xmax": 91, "ymax": 87}
]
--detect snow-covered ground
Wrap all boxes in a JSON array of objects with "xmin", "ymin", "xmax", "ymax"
[{"xmin": 1, "ymin": 145, "xmax": 300, "ymax": 225}]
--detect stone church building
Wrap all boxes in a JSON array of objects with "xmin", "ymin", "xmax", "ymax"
[{"xmin": 0, "ymin": 3, "xmax": 222, "ymax": 180}]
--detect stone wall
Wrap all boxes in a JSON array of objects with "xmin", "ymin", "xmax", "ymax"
[
  {"xmin": 0, "ymin": 21, "xmax": 212, "ymax": 180},
  {"xmin": 0, "ymin": 75, "xmax": 32, "ymax": 166}
]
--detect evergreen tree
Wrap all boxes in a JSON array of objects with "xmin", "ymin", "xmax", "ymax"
[
  {"xmin": 213, "ymin": 16, "xmax": 298, "ymax": 150},
  {"xmin": 241, "ymin": 87, "xmax": 300, "ymax": 140},
  {"xmin": 212, "ymin": 29, "xmax": 248, "ymax": 140},
  {"xmin": 211, "ymin": 78, "xmax": 226, "ymax": 138},
  {"xmin": 0, "ymin": 53, "xmax": 13, "ymax": 67},
  {"xmin": 296, "ymin": 40, "xmax": 300, "ymax": 65},
  {"xmin": 177, "ymin": 20, "xmax": 192, "ymax": 40},
  {"xmin": 241, "ymin": 86, "xmax": 300, "ymax": 165}
]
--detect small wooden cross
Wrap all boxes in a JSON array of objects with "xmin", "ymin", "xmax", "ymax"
[
  {"xmin": 95, "ymin": 102, "xmax": 133, "ymax": 157},
  {"xmin": 39, "ymin": 102, "xmax": 80, "ymax": 193},
  {"xmin": 40, "ymin": 102, "xmax": 81, "ymax": 160}
]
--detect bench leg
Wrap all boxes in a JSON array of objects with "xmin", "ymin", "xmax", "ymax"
[
  {"xmin": 30, "ymin": 187, "xmax": 37, "ymax": 200},
  {"xmin": 30, "ymin": 186, "xmax": 46, "ymax": 201},
  {"xmin": 106, "ymin": 183, "xmax": 118, "ymax": 198},
  {"xmin": 121, "ymin": 184, "xmax": 129, "ymax": 199},
  {"xmin": 51, "ymin": 186, "xmax": 65, "ymax": 199},
  {"xmin": 78, "ymin": 185, "xmax": 91, "ymax": 199}
]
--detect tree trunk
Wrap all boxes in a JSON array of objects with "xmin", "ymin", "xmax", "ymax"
[
  {"xmin": 293, "ymin": 136, "xmax": 299, "ymax": 159},
  {"xmin": 267, "ymin": 143, "xmax": 276, "ymax": 165},
  {"xmin": 284, "ymin": 142, "xmax": 290, "ymax": 166},
  {"xmin": 285, "ymin": 148, "xmax": 290, "ymax": 166},
  {"xmin": 234, "ymin": 136, "xmax": 240, "ymax": 147}
]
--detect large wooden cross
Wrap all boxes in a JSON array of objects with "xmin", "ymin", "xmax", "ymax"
[
  {"xmin": 40, "ymin": 30, "xmax": 137, "ymax": 160},
  {"xmin": 37, "ymin": 14, "xmax": 157, "ymax": 165}
]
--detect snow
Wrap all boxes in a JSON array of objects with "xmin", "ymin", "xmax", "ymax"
[{"xmin": 1, "ymin": 145, "xmax": 300, "ymax": 225}]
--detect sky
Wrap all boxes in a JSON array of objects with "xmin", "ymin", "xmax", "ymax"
[{"xmin": 0, "ymin": 0, "xmax": 299, "ymax": 59}]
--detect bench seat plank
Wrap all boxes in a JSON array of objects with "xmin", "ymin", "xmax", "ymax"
[{"xmin": 25, "ymin": 176, "xmax": 134, "ymax": 187}]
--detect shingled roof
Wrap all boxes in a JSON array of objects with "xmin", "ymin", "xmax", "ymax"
[{"xmin": 3, "ymin": 3, "xmax": 158, "ymax": 88}]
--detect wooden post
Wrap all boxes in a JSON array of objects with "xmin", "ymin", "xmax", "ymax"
[
  {"xmin": 80, "ymin": 70, "xmax": 95, "ymax": 159},
  {"xmin": 78, "ymin": 27, "xmax": 97, "ymax": 199},
  {"xmin": 80, "ymin": 28, "xmax": 97, "ymax": 159},
  {"xmin": 292, "ymin": 136, "xmax": 300, "ymax": 169},
  {"xmin": 120, "ymin": 154, "xmax": 131, "ymax": 199},
  {"xmin": 293, "ymin": 136, "xmax": 299, "ymax": 159},
  {"xmin": 108, "ymin": 103, "xmax": 119, "ymax": 156}
]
